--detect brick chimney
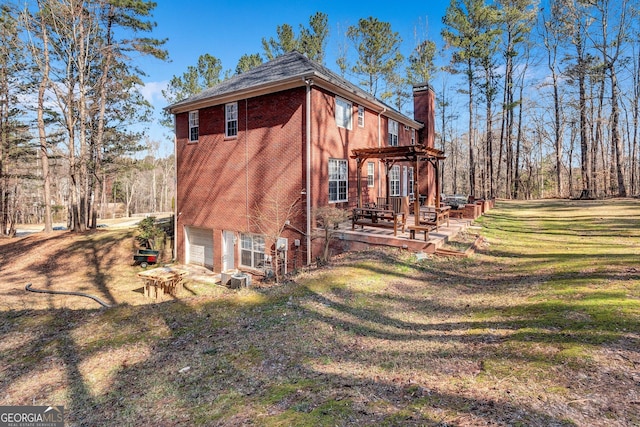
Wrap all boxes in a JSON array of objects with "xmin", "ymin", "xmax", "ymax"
[{"xmin": 413, "ymin": 84, "xmax": 435, "ymax": 148}]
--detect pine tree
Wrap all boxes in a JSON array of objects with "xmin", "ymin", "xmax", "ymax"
[
  {"xmin": 346, "ymin": 17, "xmax": 404, "ymax": 97},
  {"xmin": 0, "ymin": 3, "xmax": 30, "ymax": 236}
]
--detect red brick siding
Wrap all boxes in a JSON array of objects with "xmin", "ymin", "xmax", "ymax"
[
  {"xmin": 413, "ymin": 86, "xmax": 436, "ymax": 148},
  {"xmin": 309, "ymin": 88, "xmax": 388, "ymax": 210},
  {"xmin": 176, "ymin": 88, "xmax": 306, "ymax": 272}
]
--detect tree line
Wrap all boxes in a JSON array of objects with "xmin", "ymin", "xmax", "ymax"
[
  {"xmin": 1, "ymin": 0, "xmax": 169, "ymax": 235},
  {"xmin": 2, "ymin": 1, "xmax": 638, "ymax": 235},
  {"xmin": 440, "ymin": 0, "xmax": 639, "ymax": 201}
]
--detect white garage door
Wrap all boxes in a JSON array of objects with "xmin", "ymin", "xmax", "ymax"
[{"xmin": 185, "ymin": 226, "xmax": 214, "ymax": 270}]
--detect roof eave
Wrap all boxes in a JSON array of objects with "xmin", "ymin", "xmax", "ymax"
[{"xmin": 166, "ymin": 74, "xmax": 311, "ymax": 114}]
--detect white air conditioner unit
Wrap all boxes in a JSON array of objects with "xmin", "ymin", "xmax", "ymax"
[
  {"xmin": 220, "ymin": 269, "xmax": 237, "ymax": 287},
  {"xmin": 230, "ymin": 273, "xmax": 251, "ymax": 289}
]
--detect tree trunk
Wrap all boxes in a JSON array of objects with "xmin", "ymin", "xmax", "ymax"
[
  {"xmin": 610, "ymin": 69, "xmax": 626, "ymax": 196},
  {"xmin": 467, "ymin": 58, "xmax": 476, "ymax": 198},
  {"xmin": 593, "ymin": 78, "xmax": 604, "ymax": 197},
  {"xmin": 578, "ymin": 53, "xmax": 591, "ymax": 198},
  {"xmin": 38, "ymin": 57, "xmax": 52, "ymax": 233}
]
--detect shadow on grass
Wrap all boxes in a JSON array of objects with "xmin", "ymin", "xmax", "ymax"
[
  {"xmin": 2, "ymin": 230, "xmax": 136, "ymax": 308},
  {"xmin": 0, "ymin": 292, "xmax": 584, "ymax": 426},
  {"xmin": 1, "ymin": 199, "xmax": 638, "ymax": 425}
]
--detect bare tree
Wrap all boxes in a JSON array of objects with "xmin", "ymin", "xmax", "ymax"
[
  {"xmin": 314, "ymin": 206, "xmax": 350, "ymax": 265},
  {"xmin": 541, "ymin": 3, "xmax": 564, "ymax": 197},
  {"xmin": 250, "ymin": 181, "xmax": 301, "ymax": 283},
  {"xmin": 590, "ymin": 0, "xmax": 628, "ymax": 196},
  {"xmin": 560, "ymin": 0, "xmax": 593, "ymax": 198}
]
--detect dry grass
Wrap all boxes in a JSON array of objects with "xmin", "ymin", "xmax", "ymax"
[{"xmin": 1, "ymin": 199, "xmax": 639, "ymax": 426}]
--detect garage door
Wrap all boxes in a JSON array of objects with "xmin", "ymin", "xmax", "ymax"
[{"xmin": 185, "ymin": 226, "xmax": 214, "ymax": 270}]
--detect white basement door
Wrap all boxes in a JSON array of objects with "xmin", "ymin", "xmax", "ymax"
[{"xmin": 185, "ymin": 226, "xmax": 214, "ymax": 270}]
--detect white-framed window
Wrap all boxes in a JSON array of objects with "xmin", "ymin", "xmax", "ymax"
[
  {"xmin": 189, "ymin": 111, "xmax": 199, "ymax": 142},
  {"xmin": 358, "ymin": 105, "xmax": 365, "ymax": 127},
  {"xmin": 225, "ymin": 102, "xmax": 238, "ymax": 137},
  {"xmin": 411, "ymin": 128, "xmax": 416, "ymax": 145},
  {"xmin": 329, "ymin": 158, "xmax": 348, "ymax": 203},
  {"xmin": 335, "ymin": 97, "xmax": 352, "ymax": 130},
  {"xmin": 367, "ymin": 162, "xmax": 375, "ymax": 187},
  {"xmin": 409, "ymin": 167, "xmax": 415, "ymax": 196},
  {"xmin": 240, "ymin": 233, "xmax": 265, "ymax": 269},
  {"xmin": 390, "ymin": 165, "xmax": 400, "ymax": 196},
  {"xmin": 388, "ymin": 119, "xmax": 398, "ymax": 146}
]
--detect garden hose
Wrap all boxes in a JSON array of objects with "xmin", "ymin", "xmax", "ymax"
[{"xmin": 25, "ymin": 283, "xmax": 112, "ymax": 308}]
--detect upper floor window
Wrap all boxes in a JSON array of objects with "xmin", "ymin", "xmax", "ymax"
[
  {"xmin": 189, "ymin": 111, "xmax": 199, "ymax": 142},
  {"xmin": 358, "ymin": 105, "xmax": 365, "ymax": 127},
  {"xmin": 411, "ymin": 128, "xmax": 416, "ymax": 145},
  {"xmin": 329, "ymin": 158, "xmax": 348, "ymax": 203},
  {"xmin": 367, "ymin": 162, "xmax": 375, "ymax": 187},
  {"xmin": 226, "ymin": 102, "xmax": 238, "ymax": 138},
  {"xmin": 388, "ymin": 119, "xmax": 398, "ymax": 146},
  {"xmin": 335, "ymin": 97, "xmax": 352, "ymax": 130}
]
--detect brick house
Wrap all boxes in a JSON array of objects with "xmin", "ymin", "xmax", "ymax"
[{"xmin": 167, "ymin": 51, "xmax": 438, "ymax": 274}]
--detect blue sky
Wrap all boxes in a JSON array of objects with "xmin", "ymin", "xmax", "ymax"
[{"xmin": 137, "ymin": 1, "xmax": 452, "ymax": 155}]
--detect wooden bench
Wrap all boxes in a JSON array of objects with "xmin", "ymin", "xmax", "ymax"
[
  {"xmin": 352, "ymin": 207, "xmax": 404, "ymax": 236},
  {"xmin": 407, "ymin": 224, "xmax": 433, "ymax": 241},
  {"xmin": 419, "ymin": 206, "xmax": 450, "ymax": 231}
]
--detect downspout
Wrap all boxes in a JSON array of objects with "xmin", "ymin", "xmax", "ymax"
[
  {"xmin": 305, "ymin": 79, "xmax": 313, "ymax": 265},
  {"xmin": 245, "ymin": 99, "xmax": 249, "ymax": 229},
  {"xmin": 173, "ymin": 114, "xmax": 178, "ymax": 261}
]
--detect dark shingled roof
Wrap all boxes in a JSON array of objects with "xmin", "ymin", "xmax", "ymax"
[{"xmin": 166, "ymin": 51, "xmax": 406, "ymax": 120}]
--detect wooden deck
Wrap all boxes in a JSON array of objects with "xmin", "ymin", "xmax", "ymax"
[{"xmin": 329, "ymin": 214, "xmax": 472, "ymax": 254}]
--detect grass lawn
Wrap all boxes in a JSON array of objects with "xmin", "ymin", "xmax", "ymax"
[{"xmin": 1, "ymin": 199, "xmax": 639, "ymax": 426}]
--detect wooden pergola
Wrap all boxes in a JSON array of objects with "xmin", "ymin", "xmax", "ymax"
[{"xmin": 351, "ymin": 145, "xmax": 446, "ymax": 227}]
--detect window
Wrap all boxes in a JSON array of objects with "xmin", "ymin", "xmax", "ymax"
[
  {"xmin": 189, "ymin": 111, "xmax": 199, "ymax": 142},
  {"xmin": 240, "ymin": 233, "xmax": 265, "ymax": 269},
  {"xmin": 225, "ymin": 102, "xmax": 238, "ymax": 137},
  {"xmin": 411, "ymin": 128, "xmax": 416, "ymax": 145},
  {"xmin": 358, "ymin": 105, "xmax": 365, "ymax": 127},
  {"xmin": 388, "ymin": 119, "xmax": 398, "ymax": 146},
  {"xmin": 409, "ymin": 167, "xmax": 415, "ymax": 196},
  {"xmin": 329, "ymin": 158, "xmax": 348, "ymax": 202},
  {"xmin": 367, "ymin": 162, "xmax": 375, "ymax": 187},
  {"xmin": 335, "ymin": 97, "xmax": 352, "ymax": 130},
  {"xmin": 390, "ymin": 165, "xmax": 400, "ymax": 196}
]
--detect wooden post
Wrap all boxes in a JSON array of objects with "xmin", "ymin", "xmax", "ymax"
[
  {"xmin": 385, "ymin": 160, "xmax": 390, "ymax": 206},
  {"xmin": 356, "ymin": 158, "xmax": 363, "ymax": 208},
  {"xmin": 434, "ymin": 158, "xmax": 441, "ymax": 208},
  {"xmin": 414, "ymin": 157, "xmax": 420, "ymax": 226}
]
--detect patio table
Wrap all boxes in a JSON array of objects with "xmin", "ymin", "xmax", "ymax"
[{"xmin": 138, "ymin": 266, "xmax": 188, "ymax": 300}]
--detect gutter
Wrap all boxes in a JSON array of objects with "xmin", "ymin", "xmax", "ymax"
[{"xmin": 173, "ymin": 114, "xmax": 178, "ymax": 261}]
